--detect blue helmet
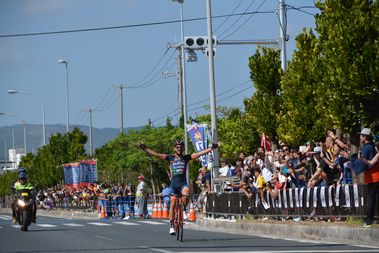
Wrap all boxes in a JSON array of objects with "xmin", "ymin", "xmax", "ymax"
[
  {"xmin": 18, "ymin": 172, "xmax": 28, "ymax": 179},
  {"xmin": 18, "ymin": 167, "xmax": 27, "ymax": 174}
]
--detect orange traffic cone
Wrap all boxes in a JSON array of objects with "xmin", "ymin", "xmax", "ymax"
[
  {"xmin": 152, "ymin": 202, "xmax": 157, "ymax": 219},
  {"xmin": 157, "ymin": 201, "xmax": 162, "ymax": 219},
  {"xmin": 100, "ymin": 202, "xmax": 106, "ymax": 219},
  {"xmin": 188, "ymin": 203, "xmax": 196, "ymax": 221},
  {"xmin": 162, "ymin": 201, "xmax": 169, "ymax": 219}
]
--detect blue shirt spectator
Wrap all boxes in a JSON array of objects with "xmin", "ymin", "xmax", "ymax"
[{"xmin": 161, "ymin": 183, "xmax": 171, "ymax": 206}]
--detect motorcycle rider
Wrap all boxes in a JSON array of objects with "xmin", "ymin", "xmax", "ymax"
[{"xmin": 11, "ymin": 168, "xmax": 36, "ymax": 224}]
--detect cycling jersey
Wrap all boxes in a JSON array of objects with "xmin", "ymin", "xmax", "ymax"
[{"xmin": 165, "ymin": 154, "xmax": 192, "ymax": 195}]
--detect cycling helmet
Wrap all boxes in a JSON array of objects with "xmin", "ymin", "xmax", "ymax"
[
  {"xmin": 18, "ymin": 167, "xmax": 27, "ymax": 174},
  {"xmin": 18, "ymin": 172, "xmax": 28, "ymax": 179},
  {"xmin": 173, "ymin": 140, "xmax": 184, "ymax": 147}
]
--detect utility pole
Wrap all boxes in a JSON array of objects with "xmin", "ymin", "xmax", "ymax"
[
  {"xmin": 279, "ymin": 0, "xmax": 287, "ymax": 71},
  {"xmin": 84, "ymin": 108, "xmax": 94, "ymax": 157},
  {"xmin": 177, "ymin": 46, "xmax": 184, "ymax": 116},
  {"xmin": 116, "ymin": 84, "xmax": 126, "ymax": 133},
  {"xmin": 206, "ymin": 0, "xmax": 220, "ymax": 179}
]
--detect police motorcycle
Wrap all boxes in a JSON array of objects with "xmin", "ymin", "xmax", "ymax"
[{"xmin": 15, "ymin": 188, "xmax": 34, "ymax": 231}]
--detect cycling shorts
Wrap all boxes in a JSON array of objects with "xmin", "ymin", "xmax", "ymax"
[{"xmin": 170, "ymin": 176, "xmax": 188, "ymax": 196}]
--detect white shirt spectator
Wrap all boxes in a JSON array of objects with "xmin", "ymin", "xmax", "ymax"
[
  {"xmin": 219, "ymin": 165, "xmax": 231, "ymax": 177},
  {"xmin": 262, "ymin": 167, "xmax": 273, "ymax": 183}
]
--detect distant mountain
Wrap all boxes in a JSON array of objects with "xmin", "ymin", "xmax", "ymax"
[{"xmin": 0, "ymin": 124, "xmax": 143, "ymax": 160}]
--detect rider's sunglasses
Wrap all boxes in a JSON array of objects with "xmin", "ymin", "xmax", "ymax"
[{"xmin": 175, "ymin": 145, "xmax": 183, "ymax": 149}]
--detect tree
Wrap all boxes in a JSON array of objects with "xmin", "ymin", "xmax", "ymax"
[
  {"xmin": 315, "ymin": 0, "xmax": 379, "ymax": 131},
  {"xmin": 277, "ymin": 30, "xmax": 330, "ymax": 145},
  {"xmin": 245, "ymin": 47, "xmax": 282, "ymax": 146}
]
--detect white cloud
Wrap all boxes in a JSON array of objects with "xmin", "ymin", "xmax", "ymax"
[{"xmin": 22, "ymin": 0, "xmax": 69, "ymax": 14}]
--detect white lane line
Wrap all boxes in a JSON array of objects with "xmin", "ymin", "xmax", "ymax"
[
  {"xmin": 12, "ymin": 225, "xmax": 21, "ymax": 228},
  {"xmin": 0, "ymin": 215, "xmax": 11, "ymax": 220},
  {"xmin": 62, "ymin": 223, "xmax": 85, "ymax": 227},
  {"xmin": 36, "ymin": 224, "xmax": 57, "ymax": 228},
  {"xmin": 94, "ymin": 235, "xmax": 116, "ymax": 242},
  {"xmin": 179, "ymin": 251, "xmax": 379, "ymax": 253},
  {"xmin": 113, "ymin": 221, "xmax": 139, "ymax": 226},
  {"xmin": 87, "ymin": 222, "xmax": 112, "ymax": 226},
  {"xmin": 0, "ymin": 226, "xmax": 3, "ymax": 229},
  {"xmin": 138, "ymin": 221, "xmax": 165, "ymax": 225}
]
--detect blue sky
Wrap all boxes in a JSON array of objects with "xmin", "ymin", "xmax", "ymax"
[{"xmin": 0, "ymin": 0, "xmax": 318, "ymax": 130}]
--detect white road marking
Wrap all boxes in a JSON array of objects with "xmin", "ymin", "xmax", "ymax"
[
  {"xmin": 11, "ymin": 225, "xmax": 21, "ymax": 228},
  {"xmin": 179, "ymin": 251, "xmax": 379, "ymax": 253},
  {"xmin": 62, "ymin": 223, "xmax": 84, "ymax": 227},
  {"xmin": 94, "ymin": 235, "xmax": 116, "ymax": 241},
  {"xmin": 36, "ymin": 224, "xmax": 57, "ymax": 228},
  {"xmin": 113, "ymin": 221, "xmax": 139, "ymax": 226},
  {"xmin": 87, "ymin": 222, "xmax": 112, "ymax": 226},
  {"xmin": 138, "ymin": 221, "xmax": 165, "ymax": 225},
  {"xmin": 0, "ymin": 215, "xmax": 11, "ymax": 220}
]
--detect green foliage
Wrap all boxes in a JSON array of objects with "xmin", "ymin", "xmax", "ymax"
[
  {"xmin": 0, "ymin": 171, "xmax": 17, "ymax": 196},
  {"xmin": 246, "ymin": 47, "xmax": 282, "ymax": 145},
  {"xmin": 315, "ymin": 0, "xmax": 379, "ymax": 130},
  {"xmin": 277, "ymin": 30, "xmax": 331, "ymax": 145},
  {"xmin": 15, "ymin": 127, "xmax": 88, "ymax": 190}
]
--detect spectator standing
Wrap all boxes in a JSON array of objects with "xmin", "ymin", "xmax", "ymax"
[
  {"xmin": 197, "ymin": 166, "xmax": 211, "ymax": 218},
  {"xmin": 136, "ymin": 175, "xmax": 148, "ymax": 219},
  {"xmin": 161, "ymin": 182, "xmax": 171, "ymax": 208},
  {"xmin": 123, "ymin": 183, "xmax": 135, "ymax": 219},
  {"xmin": 351, "ymin": 128, "xmax": 379, "ymax": 228}
]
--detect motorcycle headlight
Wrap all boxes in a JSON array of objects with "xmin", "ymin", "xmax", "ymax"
[{"xmin": 17, "ymin": 199, "xmax": 26, "ymax": 207}]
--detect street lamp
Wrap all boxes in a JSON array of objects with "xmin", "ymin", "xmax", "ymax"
[
  {"xmin": 172, "ymin": 0, "xmax": 190, "ymax": 184},
  {"xmin": 7, "ymin": 90, "xmax": 46, "ymax": 146},
  {"xmin": 0, "ymin": 112, "xmax": 27, "ymax": 153},
  {"xmin": 57, "ymin": 59, "xmax": 70, "ymax": 132}
]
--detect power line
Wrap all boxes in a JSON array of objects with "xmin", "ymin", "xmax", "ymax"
[
  {"xmin": 151, "ymin": 80, "xmax": 253, "ymax": 126},
  {"xmin": 93, "ymin": 86, "xmax": 117, "ymax": 111},
  {"xmin": 213, "ymin": 0, "xmax": 245, "ymax": 34},
  {"xmin": 0, "ymin": 10, "xmax": 275, "ymax": 38},
  {"xmin": 221, "ymin": 0, "xmax": 267, "ymax": 40},
  {"xmin": 127, "ymin": 47, "xmax": 172, "ymax": 87},
  {"xmin": 126, "ymin": 50, "xmax": 177, "ymax": 89},
  {"xmin": 287, "ymin": 5, "xmax": 317, "ymax": 17},
  {"xmin": 95, "ymin": 93, "xmax": 120, "ymax": 112},
  {"xmin": 217, "ymin": 0, "xmax": 257, "ymax": 39}
]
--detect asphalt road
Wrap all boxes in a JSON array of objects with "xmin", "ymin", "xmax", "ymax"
[{"xmin": 0, "ymin": 211, "xmax": 378, "ymax": 253}]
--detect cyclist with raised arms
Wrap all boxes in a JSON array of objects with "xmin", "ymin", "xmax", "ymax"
[{"xmin": 139, "ymin": 140, "xmax": 219, "ymax": 235}]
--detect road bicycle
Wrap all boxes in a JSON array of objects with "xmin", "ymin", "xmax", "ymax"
[{"xmin": 173, "ymin": 194, "xmax": 184, "ymax": 241}]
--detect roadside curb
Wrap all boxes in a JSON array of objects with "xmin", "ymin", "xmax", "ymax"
[{"xmin": 195, "ymin": 218, "xmax": 379, "ymax": 247}]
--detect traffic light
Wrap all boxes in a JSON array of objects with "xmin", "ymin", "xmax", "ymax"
[
  {"xmin": 205, "ymin": 48, "xmax": 216, "ymax": 58},
  {"xmin": 184, "ymin": 36, "xmax": 217, "ymax": 50}
]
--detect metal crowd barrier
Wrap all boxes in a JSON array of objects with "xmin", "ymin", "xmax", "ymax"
[{"xmin": 206, "ymin": 184, "xmax": 377, "ymax": 219}]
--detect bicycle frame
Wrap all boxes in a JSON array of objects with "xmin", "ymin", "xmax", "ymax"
[{"xmin": 173, "ymin": 195, "xmax": 184, "ymax": 241}]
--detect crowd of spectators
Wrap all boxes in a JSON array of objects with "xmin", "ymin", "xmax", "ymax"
[
  {"xmin": 203, "ymin": 128, "xmax": 379, "ymax": 226},
  {"xmin": 216, "ymin": 130, "xmax": 353, "ymax": 204},
  {"xmin": 34, "ymin": 182, "xmax": 138, "ymax": 218}
]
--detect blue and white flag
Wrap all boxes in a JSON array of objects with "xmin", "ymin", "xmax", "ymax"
[
  {"xmin": 187, "ymin": 122, "xmax": 208, "ymax": 167},
  {"xmin": 63, "ymin": 160, "xmax": 97, "ymax": 188}
]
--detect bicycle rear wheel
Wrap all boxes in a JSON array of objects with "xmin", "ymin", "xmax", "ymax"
[{"xmin": 176, "ymin": 202, "xmax": 184, "ymax": 241}]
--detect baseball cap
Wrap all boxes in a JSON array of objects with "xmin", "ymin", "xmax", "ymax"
[
  {"xmin": 309, "ymin": 146, "xmax": 322, "ymax": 154},
  {"xmin": 358, "ymin": 128, "xmax": 371, "ymax": 136},
  {"xmin": 137, "ymin": 175, "xmax": 144, "ymax": 180}
]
